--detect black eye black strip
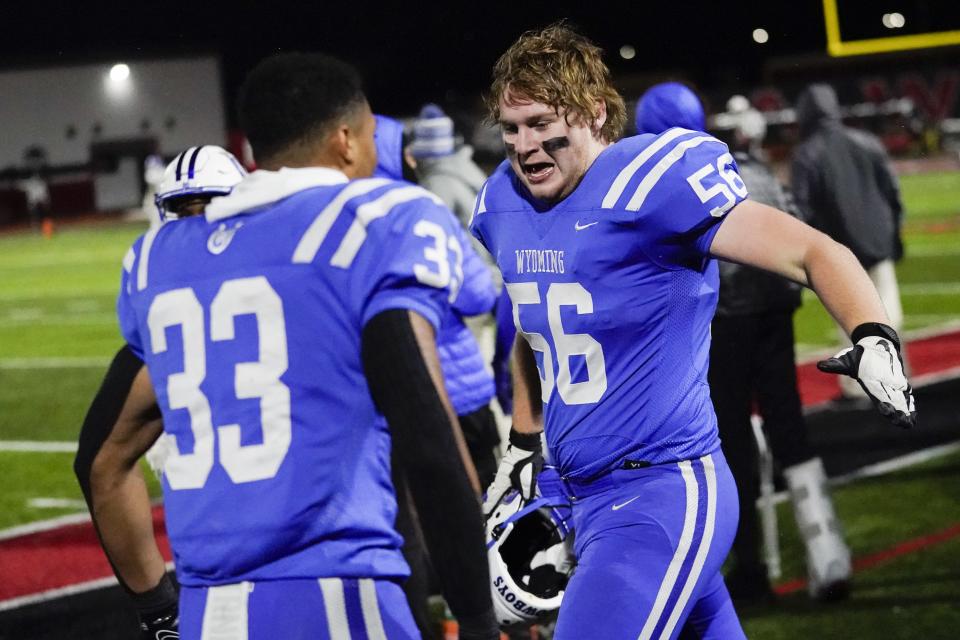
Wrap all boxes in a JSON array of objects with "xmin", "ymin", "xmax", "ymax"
[{"xmin": 542, "ymin": 136, "xmax": 570, "ymax": 153}]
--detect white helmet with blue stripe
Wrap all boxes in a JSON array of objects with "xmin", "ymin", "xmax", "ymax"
[
  {"xmin": 155, "ymin": 145, "xmax": 247, "ymax": 220},
  {"xmin": 486, "ymin": 467, "xmax": 575, "ymax": 627}
]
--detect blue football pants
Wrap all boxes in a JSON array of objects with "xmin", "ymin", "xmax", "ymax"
[
  {"xmin": 554, "ymin": 451, "xmax": 746, "ymax": 640},
  {"xmin": 179, "ymin": 577, "xmax": 420, "ymax": 639}
]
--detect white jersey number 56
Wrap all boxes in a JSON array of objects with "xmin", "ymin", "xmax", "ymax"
[{"xmin": 507, "ymin": 281, "xmax": 607, "ymax": 405}]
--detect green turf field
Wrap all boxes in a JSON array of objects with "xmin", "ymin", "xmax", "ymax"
[
  {"xmin": 0, "ymin": 221, "xmax": 154, "ymax": 528},
  {"xmin": 0, "ymin": 172, "xmax": 958, "ymax": 636},
  {"xmin": 741, "ymin": 450, "xmax": 960, "ymax": 639},
  {"xmin": 792, "ymin": 171, "xmax": 960, "ymax": 351}
]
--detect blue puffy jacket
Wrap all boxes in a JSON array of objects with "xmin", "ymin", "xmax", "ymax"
[
  {"xmin": 438, "ymin": 224, "xmax": 497, "ymax": 416},
  {"xmin": 372, "ymin": 114, "xmax": 495, "ymax": 415}
]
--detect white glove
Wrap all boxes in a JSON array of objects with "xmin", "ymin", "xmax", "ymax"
[
  {"xmin": 817, "ymin": 323, "xmax": 916, "ymax": 429},
  {"xmin": 144, "ymin": 433, "xmax": 176, "ymax": 479},
  {"xmin": 481, "ymin": 429, "xmax": 543, "ymax": 519}
]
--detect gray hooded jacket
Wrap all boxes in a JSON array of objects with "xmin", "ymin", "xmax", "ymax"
[
  {"xmin": 415, "ymin": 146, "xmax": 488, "ymax": 229},
  {"xmin": 791, "ymin": 84, "xmax": 904, "ymax": 268}
]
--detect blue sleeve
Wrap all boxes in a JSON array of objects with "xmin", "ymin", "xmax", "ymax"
[
  {"xmin": 359, "ymin": 198, "xmax": 463, "ymax": 331},
  {"xmin": 116, "ymin": 242, "xmax": 144, "ymax": 359},
  {"xmin": 450, "ymin": 224, "xmax": 496, "ymax": 317},
  {"xmin": 639, "ymin": 137, "xmax": 748, "ymax": 269}
]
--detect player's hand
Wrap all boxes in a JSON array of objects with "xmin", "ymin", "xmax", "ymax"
[
  {"xmin": 817, "ymin": 323, "xmax": 916, "ymax": 429},
  {"xmin": 138, "ymin": 601, "xmax": 179, "ymax": 640},
  {"xmin": 482, "ymin": 429, "xmax": 543, "ymax": 518},
  {"xmin": 132, "ymin": 574, "xmax": 180, "ymax": 640}
]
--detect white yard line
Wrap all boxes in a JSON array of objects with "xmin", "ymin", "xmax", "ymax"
[
  {"xmin": 758, "ymin": 440, "xmax": 960, "ymax": 507},
  {"xmin": 797, "ymin": 321, "xmax": 960, "ymax": 365},
  {"xmin": 0, "ymin": 512, "xmax": 92, "ymax": 541},
  {"xmin": 0, "ymin": 289, "xmax": 113, "ymax": 302},
  {"xmin": 5, "ymin": 308, "xmax": 42, "ymax": 321},
  {"xmin": 0, "ymin": 577, "xmax": 119, "ymax": 612},
  {"xmin": 0, "ymin": 314, "xmax": 116, "ymax": 328},
  {"xmin": 0, "ymin": 357, "xmax": 109, "ymax": 369},
  {"xmin": 910, "ymin": 364, "xmax": 960, "ymax": 387},
  {"xmin": 900, "ymin": 282, "xmax": 960, "ymax": 295},
  {"xmin": 27, "ymin": 498, "xmax": 87, "ymax": 510},
  {"xmin": 900, "ymin": 319, "xmax": 960, "ymax": 340},
  {"xmin": 0, "ymin": 562, "xmax": 176, "ymax": 612},
  {"xmin": 0, "ymin": 498, "xmax": 163, "ymax": 541},
  {"xmin": 0, "ymin": 441, "xmax": 78, "ymax": 452},
  {"xmin": 903, "ymin": 245, "xmax": 960, "ymax": 257}
]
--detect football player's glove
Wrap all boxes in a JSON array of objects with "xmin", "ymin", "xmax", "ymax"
[
  {"xmin": 481, "ymin": 429, "xmax": 543, "ymax": 519},
  {"xmin": 817, "ymin": 322, "xmax": 916, "ymax": 429},
  {"xmin": 144, "ymin": 433, "xmax": 175, "ymax": 479},
  {"xmin": 132, "ymin": 574, "xmax": 179, "ymax": 640},
  {"xmin": 139, "ymin": 605, "xmax": 179, "ymax": 640}
]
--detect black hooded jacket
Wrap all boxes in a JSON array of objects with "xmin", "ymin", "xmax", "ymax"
[{"xmin": 791, "ymin": 84, "xmax": 904, "ymax": 268}]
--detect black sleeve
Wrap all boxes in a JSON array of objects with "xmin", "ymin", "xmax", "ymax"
[
  {"xmin": 361, "ymin": 310, "xmax": 495, "ymax": 625},
  {"xmin": 74, "ymin": 345, "xmax": 144, "ymax": 506}
]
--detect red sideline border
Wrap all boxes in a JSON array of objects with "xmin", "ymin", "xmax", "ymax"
[
  {"xmin": 774, "ymin": 523, "xmax": 960, "ymax": 595},
  {"xmin": 2, "ymin": 329, "xmax": 959, "ymax": 610},
  {"xmin": 0, "ymin": 505, "xmax": 171, "ymax": 610}
]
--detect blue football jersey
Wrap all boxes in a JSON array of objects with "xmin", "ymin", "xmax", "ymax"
[
  {"xmin": 117, "ymin": 168, "xmax": 466, "ymax": 586},
  {"xmin": 471, "ymin": 129, "xmax": 748, "ymax": 480}
]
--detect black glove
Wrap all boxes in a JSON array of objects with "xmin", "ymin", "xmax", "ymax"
[
  {"xmin": 817, "ymin": 322, "xmax": 916, "ymax": 429},
  {"xmin": 132, "ymin": 574, "xmax": 179, "ymax": 640},
  {"xmin": 481, "ymin": 429, "xmax": 543, "ymax": 519}
]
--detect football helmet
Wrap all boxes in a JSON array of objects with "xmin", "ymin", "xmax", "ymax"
[
  {"xmin": 486, "ymin": 467, "xmax": 575, "ymax": 627},
  {"xmin": 155, "ymin": 145, "xmax": 247, "ymax": 220}
]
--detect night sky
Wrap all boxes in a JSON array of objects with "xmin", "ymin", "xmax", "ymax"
[{"xmin": 3, "ymin": 1, "xmax": 956, "ymax": 119}]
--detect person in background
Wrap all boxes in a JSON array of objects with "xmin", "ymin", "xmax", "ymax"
[
  {"xmin": 408, "ymin": 104, "xmax": 489, "ymax": 231},
  {"xmin": 639, "ymin": 84, "xmax": 853, "ymax": 603},
  {"xmin": 374, "ymin": 114, "xmax": 500, "ymax": 639},
  {"xmin": 152, "ymin": 145, "xmax": 247, "ymax": 221},
  {"xmin": 19, "ymin": 145, "xmax": 50, "ymax": 231},
  {"xmin": 375, "ymin": 114, "xmax": 500, "ymax": 486},
  {"xmin": 792, "ymin": 83, "xmax": 909, "ymax": 400},
  {"xmin": 474, "ymin": 24, "xmax": 914, "ymax": 639},
  {"xmin": 75, "ymin": 54, "xmax": 498, "ymax": 640},
  {"xmin": 142, "ymin": 152, "xmax": 166, "ymax": 229}
]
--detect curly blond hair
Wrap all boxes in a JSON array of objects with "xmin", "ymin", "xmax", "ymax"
[{"xmin": 486, "ymin": 23, "xmax": 627, "ymax": 143}]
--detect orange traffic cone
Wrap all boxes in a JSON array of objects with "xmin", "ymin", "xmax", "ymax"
[{"xmin": 41, "ymin": 217, "xmax": 54, "ymax": 239}]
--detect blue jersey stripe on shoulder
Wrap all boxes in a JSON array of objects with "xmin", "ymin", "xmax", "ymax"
[
  {"xmin": 601, "ymin": 128, "xmax": 693, "ymax": 209},
  {"xmin": 625, "ymin": 135, "xmax": 725, "ymax": 212},
  {"xmin": 291, "ymin": 178, "xmax": 392, "ymax": 264},
  {"xmin": 330, "ymin": 184, "xmax": 442, "ymax": 268}
]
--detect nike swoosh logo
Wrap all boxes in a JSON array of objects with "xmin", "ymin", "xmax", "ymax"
[
  {"xmin": 575, "ymin": 220, "xmax": 599, "ymax": 231},
  {"xmin": 612, "ymin": 495, "xmax": 640, "ymax": 511}
]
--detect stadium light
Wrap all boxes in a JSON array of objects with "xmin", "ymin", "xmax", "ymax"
[
  {"xmin": 619, "ymin": 45, "xmax": 636, "ymax": 60},
  {"xmin": 883, "ymin": 13, "xmax": 906, "ymax": 29},
  {"xmin": 109, "ymin": 63, "xmax": 130, "ymax": 83},
  {"xmin": 105, "ymin": 62, "xmax": 133, "ymax": 100},
  {"xmin": 752, "ymin": 28, "xmax": 769, "ymax": 44}
]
